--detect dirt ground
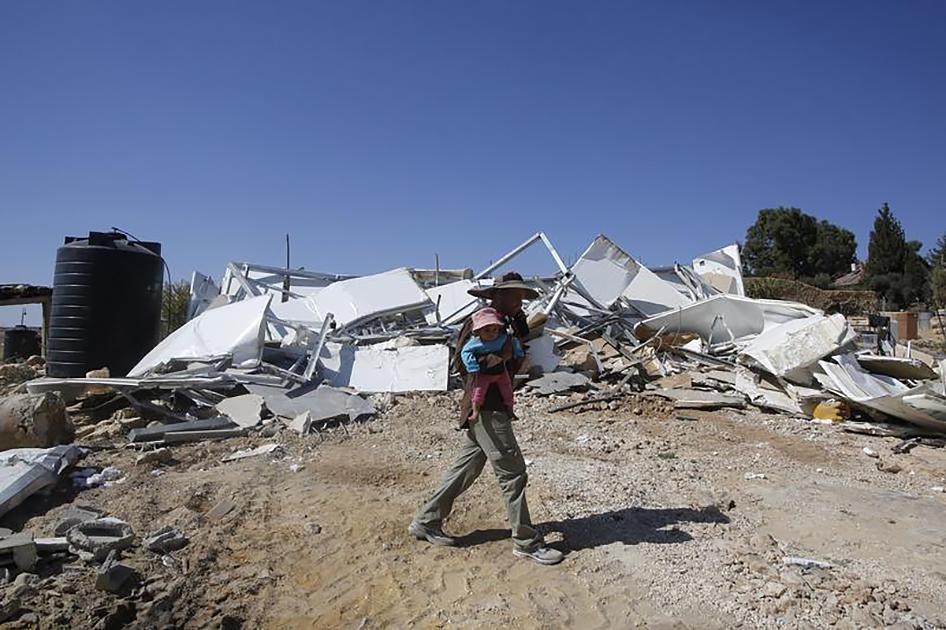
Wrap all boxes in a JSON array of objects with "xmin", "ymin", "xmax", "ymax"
[{"xmin": 3, "ymin": 390, "xmax": 946, "ymax": 629}]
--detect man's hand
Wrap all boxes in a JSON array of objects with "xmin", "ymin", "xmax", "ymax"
[{"xmin": 499, "ymin": 338, "xmax": 515, "ymax": 361}]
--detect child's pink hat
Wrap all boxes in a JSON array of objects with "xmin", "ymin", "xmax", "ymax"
[{"xmin": 471, "ymin": 307, "xmax": 505, "ymax": 332}]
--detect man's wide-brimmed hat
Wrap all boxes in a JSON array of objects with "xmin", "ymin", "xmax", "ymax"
[{"xmin": 467, "ymin": 271, "xmax": 540, "ymax": 300}]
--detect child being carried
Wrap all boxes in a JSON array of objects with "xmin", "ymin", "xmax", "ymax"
[{"xmin": 460, "ymin": 307, "xmax": 525, "ymax": 422}]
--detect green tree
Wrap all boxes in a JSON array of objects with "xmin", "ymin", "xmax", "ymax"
[
  {"xmin": 161, "ymin": 280, "xmax": 191, "ymax": 338},
  {"xmin": 810, "ymin": 220, "xmax": 858, "ymax": 280},
  {"xmin": 742, "ymin": 207, "xmax": 856, "ymax": 280},
  {"xmin": 866, "ymin": 203, "xmax": 906, "ymax": 277},
  {"xmin": 928, "ymin": 232, "xmax": 946, "ymax": 270},
  {"xmin": 932, "ymin": 267, "xmax": 946, "ymax": 308},
  {"xmin": 902, "ymin": 241, "xmax": 931, "ymax": 305},
  {"xmin": 865, "ymin": 203, "xmax": 930, "ymax": 308}
]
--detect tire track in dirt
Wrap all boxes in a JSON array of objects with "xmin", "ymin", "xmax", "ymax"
[{"xmin": 264, "ymin": 445, "xmax": 681, "ymax": 628}]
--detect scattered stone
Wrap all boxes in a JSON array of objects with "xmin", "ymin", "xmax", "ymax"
[
  {"xmin": 782, "ymin": 556, "xmax": 832, "ymax": 569},
  {"xmin": 10, "ymin": 572, "xmax": 40, "ymax": 598},
  {"xmin": 304, "ymin": 522, "xmax": 322, "ymax": 535},
  {"xmin": 0, "ymin": 595, "xmax": 21, "ymax": 623},
  {"xmin": 223, "ymin": 443, "xmax": 281, "ymax": 462},
  {"xmin": 744, "ymin": 472, "xmax": 766, "ymax": 480},
  {"xmin": 259, "ymin": 423, "xmax": 280, "ymax": 438},
  {"xmin": 206, "ymin": 498, "xmax": 237, "ymax": 521},
  {"xmin": 143, "ymin": 526, "xmax": 188, "ymax": 554},
  {"xmin": 287, "ymin": 411, "xmax": 313, "ymax": 436},
  {"xmin": 0, "ymin": 363, "xmax": 36, "ymax": 386},
  {"xmin": 876, "ymin": 461, "xmax": 902, "ymax": 474},
  {"xmin": 118, "ymin": 416, "xmax": 148, "ymax": 430},
  {"xmin": 762, "ymin": 581, "xmax": 787, "ymax": 598},
  {"xmin": 135, "ymin": 448, "xmax": 173, "ymax": 467},
  {"xmin": 862, "ymin": 447, "xmax": 879, "ymax": 458},
  {"xmin": 0, "ymin": 532, "xmax": 38, "ymax": 571},
  {"xmin": 95, "ymin": 550, "xmax": 138, "ymax": 594},
  {"xmin": 561, "ymin": 347, "xmax": 599, "ymax": 377}
]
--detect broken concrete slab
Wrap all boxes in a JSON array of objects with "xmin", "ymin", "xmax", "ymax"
[
  {"xmin": 524, "ymin": 372, "xmax": 592, "ymax": 395},
  {"xmin": 215, "ymin": 394, "xmax": 266, "ymax": 428},
  {"xmin": 649, "ymin": 388, "xmax": 746, "ymax": 410},
  {"xmin": 287, "ymin": 411, "xmax": 313, "ymax": 435},
  {"xmin": 737, "ymin": 313, "xmax": 856, "ymax": 380},
  {"xmin": 732, "ymin": 368, "xmax": 803, "ymax": 415},
  {"xmin": 127, "ymin": 417, "xmax": 237, "ymax": 443},
  {"xmin": 247, "ymin": 383, "xmax": 376, "ymax": 423}
]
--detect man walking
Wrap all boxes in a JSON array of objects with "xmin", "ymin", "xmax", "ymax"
[{"xmin": 408, "ymin": 272, "xmax": 564, "ymax": 565}]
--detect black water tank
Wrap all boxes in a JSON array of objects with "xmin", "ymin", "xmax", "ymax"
[
  {"xmin": 3, "ymin": 326, "xmax": 41, "ymax": 360},
  {"xmin": 47, "ymin": 232, "xmax": 164, "ymax": 377}
]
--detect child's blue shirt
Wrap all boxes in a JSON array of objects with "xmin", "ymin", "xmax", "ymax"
[{"xmin": 460, "ymin": 333, "xmax": 524, "ymax": 373}]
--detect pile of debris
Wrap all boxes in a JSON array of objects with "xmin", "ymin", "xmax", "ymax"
[
  {"xmin": 9, "ymin": 230, "xmax": 942, "ymax": 455},
  {"xmin": 0, "ymin": 229, "xmax": 944, "ymax": 624}
]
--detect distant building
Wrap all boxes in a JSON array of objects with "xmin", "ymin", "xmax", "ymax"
[{"xmin": 832, "ymin": 262, "xmax": 865, "ymax": 288}]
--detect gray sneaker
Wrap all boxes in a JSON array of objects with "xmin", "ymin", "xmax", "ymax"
[
  {"xmin": 408, "ymin": 521, "xmax": 457, "ymax": 547},
  {"xmin": 513, "ymin": 545, "xmax": 564, "ymax": 565}
]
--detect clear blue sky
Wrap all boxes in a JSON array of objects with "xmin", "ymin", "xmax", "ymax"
[{"xmin": 2, "ymin": 1, "xmax": 944, "ymax": 325}]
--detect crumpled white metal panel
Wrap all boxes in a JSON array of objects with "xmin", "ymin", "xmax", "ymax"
[
  {"xmin": 692, "ymin": 244, "xmax": 745, "ymax": 296},
  {"xmin": 311, "ymin": 268, "xmax": 432, "ymax": 329},
  {"xmin": 129, "ymin": 295, "xmax": 271, "ymax": 376},
  {"xmin": 318, "ymin": 342, "xmax": 449, "ymax": 392}
]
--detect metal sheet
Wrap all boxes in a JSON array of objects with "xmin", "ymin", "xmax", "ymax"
[
  {"xmin": 692, "ymin": 244, "xmax": 745, "ymax": 296},
  {"xmin": 129, "ymin": 295, "xmax": 271, "ymax": 377},
  {"xmin": 571, "ymin": 235, "xmax": 691, "ymax": 315},
  {"xmin": 424, "ymin": 280, "xmax": 480, "ymax": 325},
  {"xmin": 634, "ymin": 294, "xmax": 821, "ymax": 343},
  {"xmin": 318, "ymin": 343, "xmax": 449, "ymax": 392},
  {"xmin": 310, "ymin": 268, "xmax": 431, "ymax": 329}
]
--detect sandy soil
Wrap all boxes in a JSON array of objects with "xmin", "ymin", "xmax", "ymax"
[{"xmin": 3, "ymin": 390, "xmax": 946, "ymax": 629}]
